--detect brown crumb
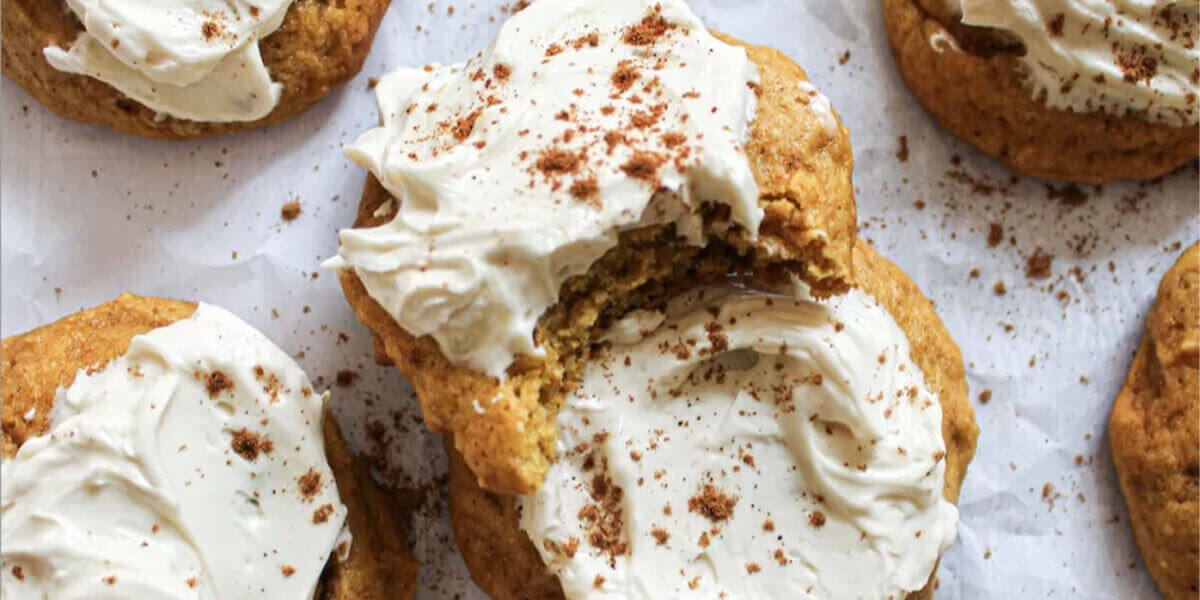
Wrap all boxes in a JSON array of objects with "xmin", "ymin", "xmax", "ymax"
[
  {"xmin": 762, "ymin": 519, "xmax": 775, "ymax": 531},
  {"xmin": 536, "ymin": 148, "xmax": 582, "ymax": 175},
  {"xmin": 978, "ymin": 389, "xmax": 992, "ymax": 404},
  {"xmin": 452, "ymin": 108, "xmax": 483, "ymax": 141},
  {"xmin": 298, "ymin": 469, "xmax": 322, "ymax": 500},
  {"xmin": 569, "ymin": 178, "xmax": 599, "ymax": 201},
  {"xmin": 1046, "ymin": 183, "xmax": 1088, "ymax": 206},
  {"xmin": 622, "ymin": 9, "xmax": 674, "ymax": 46},
  {"xmin": 746, "ymin": 563, "xmax": 762, "ymax": 574},
  {"xmin": 230, "ymin": 429, "xmax": 273, "ymax": 461},
  {"xmin": 280, "ymin": 201, "xmax": 302, "ymax": 222},
  {"xmin": 688, "ymin": 483, "xmax": 737, "ymax": 521},
  {"xmin": 281, "ymin": 565, "xmax": 295, "ymax": 577},
  {"xmin": 335, "ymin": 370, "xmax": 359, "ymax": 387},
  {"xmin": 651, "ymin": 528, "xmax": 669, "ymax": 545},
  {"xmin": 102, "ymin": 575, "xmax": 117, "ymax": 585},
  {"xmin": 1024, "ymin": 248, "xmax": 1054, "ymax": 279},
  {"xmin": 987, "ymin": 223, "xmax": 1003, "ymax": 247},
  {"xmin": 611, "ymin": 60, "xmax": 640, "ymax": 92},
  {"xmin": 1047, "ymin": 13, "xmax": 1065, "ymax": 36},
  {"xmin": 895, "ymin": 135, "xmax": 909, "ymax": 162},
  {"xmin": 620, "ymin": 152, "xmax": 664, "ymax": 182},
  {"xmin": 201, "ymin": 21, "xmax": 221, "ymax": 41},
  {"xmin": 11, "ymin": 566, "xmax": 23, "ymax": 581},
  {"xmin": 993, "ymin": 280, "xmax": 1007, "ymax": 296},
  {"xmin": 204, "ymin": 371, "xmax": 234, "ymax": 398},
  {"xmin": 312, "ymin": 503, "xmax": 334, "ymax": 524},
  {"xmin": 809, "ymin": 511, "xmax": 826, "ymax": 528}
]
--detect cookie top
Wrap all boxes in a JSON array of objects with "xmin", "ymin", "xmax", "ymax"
[
  {"xmin": 0, "ymin": 295, "xmax": 390, "ymax": 599},
  {"xmin": 445, "ymin": 241, "xmax": 978, "ymax": 600},
  {"xmin": 1110, "ymin": 242, "xmax": 1199, "ymax": 600},
  {"xmin": 2, "ymin": 0, "xmax": 390, "ymax": 137}
]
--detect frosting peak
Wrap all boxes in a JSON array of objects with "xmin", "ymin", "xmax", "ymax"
[{"xmin": 327, "ymin": 0, "xmax": 764, "ymax": 377}]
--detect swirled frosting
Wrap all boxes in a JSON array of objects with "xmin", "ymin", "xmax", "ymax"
[
  {"xmin": 519, "ymin": 282, "xmax": 957, "ymax": 599},
  {"xmin": 43, "ymin": 0, "xmax": 294, "ymax": 122},
  {"xmin": 955, "ymin": 0, "xmax": 1199, "ymax": 125},
  {"xmin": 326, "ymin": 0, "xmax": 763, "ymax": 377},
  {"xmin": 1, "ymin": 304, "xmax": 348, "ymax": 599}
]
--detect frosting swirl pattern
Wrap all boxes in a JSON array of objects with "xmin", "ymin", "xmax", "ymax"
[{"xmin": 520, "ymin": 282, "xmax": 957, "ymax": 599}]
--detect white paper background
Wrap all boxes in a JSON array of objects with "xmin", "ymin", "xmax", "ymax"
[{"xmin": 2, "ymin": 1, "xmax": 1197, "ymax": 598}]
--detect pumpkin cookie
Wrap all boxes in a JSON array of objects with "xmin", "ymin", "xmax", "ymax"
[
  {"xmin": 2, "ymin": 0, "xmax": 390, "ymax": 138},
  {"xmin": 330, "ymin": 0, "xmax": 857, "ymax": 495},
  {"xmin": 881, "ymin": 0, "xmax": 1198, "ymax": 183},
  {"xmin": 0, "ymin": 293, "xmax": 419, "ymax": 599},
  {"xmin": 446, "ymin": 241, "xmax": 978, "ymax": 599},
  {"xmin": 1110, "ymin": 242, "xmax": 1199, "ymax": 600}
]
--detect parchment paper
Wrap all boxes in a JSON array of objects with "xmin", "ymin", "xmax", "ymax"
[{"xmin": 2, "ymin": 1, "xmax": 1197, "ymax": 598}]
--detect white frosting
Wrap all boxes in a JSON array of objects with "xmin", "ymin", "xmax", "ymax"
[
  {"xmin": 1, "ymin": 304, "xmax": 348, "ymax": 600},
  {"xmin": 955, "ymin": 0, "xmax": 1200, "ymax": 125},
  {"xmin": 44, "ymin": 0, "xmax": 294, "ymax": 122},
  {"xmin": 327, "ymin": 0, "xmax": 763, "ymax": 377},
  {"xmin": 520, "ymin": 283, "xmax": 958, "ymax": 599}
]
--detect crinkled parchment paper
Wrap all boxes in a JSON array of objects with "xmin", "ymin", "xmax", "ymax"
[{"xmin": 2, "ymin": 1, "xmax": 1196, "ymax": 598}]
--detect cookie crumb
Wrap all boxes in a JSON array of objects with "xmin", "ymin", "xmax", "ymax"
[
  {"xmin": 1024, "ymin": 248, "xmax": 1054, "ymax": 279},
  {"xmin": 895, "ymin": 135, "xmax": 909, "ymax": 162},
  {"xmin": 281, "ymin": 201, "xmax": 302, "ymax": 222}
]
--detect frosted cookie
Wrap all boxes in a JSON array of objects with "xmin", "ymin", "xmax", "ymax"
[
  {"xmin": 329, "ymin": 0, "xmax": 858, "ymax": 495},
  {"xmin": 1110, "ymin": 242, "xmax": 1199, "ymax": 600},
  {"xmin": 0, "ymin": 294, "xmax": 419, "ymax": 599},
  {"xmin": 446, "ymin": 241, "xmax": 978, "ymax": 599},
  {"xmin": 881, "ymin": 0, "xmax": 1199, "ymax": 183},
  {"xmin": 1, "ymin": 0, "xmax": 390, "ymax": 138}
]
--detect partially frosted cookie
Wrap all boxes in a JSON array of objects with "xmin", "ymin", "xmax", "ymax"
[
  {"xmin": 447, "ymin": 241, "xmax": 978, "ymax": 599},
  {"xmin": 882, "ymin": 0, "xmax": 1199, "ymax": 182},
  {"xmin": 0, "ymin": 294, "xmax": 418, "ymax": 599},
  {"xmin": 329, "ymin": 0, "xmax": 857, "ymax": 495},
  {"xmin": 2, "ymin": 0, "xmax": 391, "ymax": 138},
  {"xmin": 1110, "ymin": 242, "xmax": 1199, "ymax": 600}
]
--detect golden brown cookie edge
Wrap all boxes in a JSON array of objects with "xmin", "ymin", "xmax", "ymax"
[{"xmin": 1109, "ymin": 242, "xmax": 1200, "ymax": 600}]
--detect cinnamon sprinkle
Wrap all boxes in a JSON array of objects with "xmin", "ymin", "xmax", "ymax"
[{"xmin": 688, "ymin": 483, "xmax": 737, "ymax": 521}]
